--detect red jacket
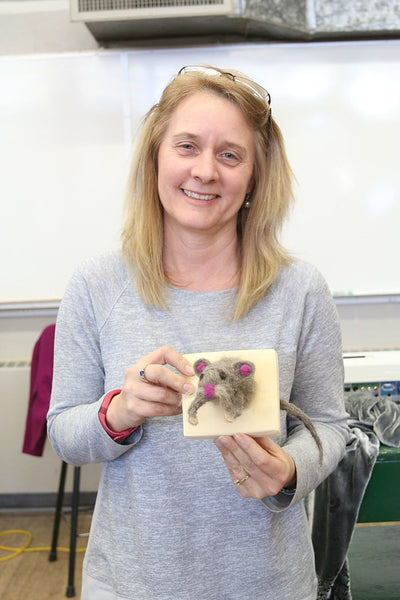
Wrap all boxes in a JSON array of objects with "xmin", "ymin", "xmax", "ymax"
[{"xmin": 22, "ymin": 324, "xmax": 56, "ymax": 456}]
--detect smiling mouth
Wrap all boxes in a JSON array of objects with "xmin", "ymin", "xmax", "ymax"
[{"xmin": 183, "ymin": 189, "xmax": 218, "ymax": 201}]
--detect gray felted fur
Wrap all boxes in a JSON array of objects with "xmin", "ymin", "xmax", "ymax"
[{"xmin": 188, "ymin": 357, "xmax": 256, "ymax": 424}]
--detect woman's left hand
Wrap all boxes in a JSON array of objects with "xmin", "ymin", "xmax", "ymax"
[{"xmin": 214, "ymin": 434, "xmax": 296, "ymax": 499}]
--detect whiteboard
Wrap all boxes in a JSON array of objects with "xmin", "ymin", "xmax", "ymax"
[{"xmin": 1, "ymin": 40, "xmax": 399, "ymax": 304}]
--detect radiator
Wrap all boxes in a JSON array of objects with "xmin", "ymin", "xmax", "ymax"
[{"xmin": 0, "ymin": 361, "xmax": 101, "ymax": 499}]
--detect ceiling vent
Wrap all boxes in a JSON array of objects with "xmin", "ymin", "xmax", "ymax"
[
  {"xmin": 70, "ymin": 0, "xmax": 400, "ymax": 43},
  {"xmin": 70, "ymin": 0, "xmax": 242, "ymax": 42},
  {"xmin": 71, "ymin": 0, "xmax": 234, "ymax": 20}
]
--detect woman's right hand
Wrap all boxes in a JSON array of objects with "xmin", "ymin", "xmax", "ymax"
[{"xmin": 104, "ymin": 345, "xmax": 195, "ymax": 432}]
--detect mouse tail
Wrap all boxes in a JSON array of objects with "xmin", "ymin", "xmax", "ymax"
[{"xmin": 280, "ymin": 399, "xmax": 324, "ymax": 466}]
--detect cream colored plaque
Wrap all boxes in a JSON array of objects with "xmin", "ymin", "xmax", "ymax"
[{"xmin": 182, "ymin": 349, "xmax": 280, "ymax": 439}]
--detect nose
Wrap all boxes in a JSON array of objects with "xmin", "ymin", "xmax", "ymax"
[
  {"xmin": 204, "ymin": 384, "xmax": 215, "ymax": 399},
  {"xmin": 191, "ymin": 150, "xmax": 218, "ymax": 182}
]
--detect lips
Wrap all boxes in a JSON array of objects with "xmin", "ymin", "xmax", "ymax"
[{"xmin": 183, "ymin": 189, "xmax": 218, "ymax": 201}]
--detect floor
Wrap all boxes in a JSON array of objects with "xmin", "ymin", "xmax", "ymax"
[
  {"xmin": 348, "ymin": 522, "xmax": 400, "ymax": 600},
  {"xmin": 0, "ymin": 511, "xmax": 399, "ymax": 599},
  {"xmin": 0, "ymin": 509, "xmax": 91, "ymax": 600}
]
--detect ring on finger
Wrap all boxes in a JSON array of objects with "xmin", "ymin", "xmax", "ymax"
[
  {"xmin": 234, "ymin": 475, "xmax": 249, "ymax": 486},
  {"xmin": 139, "ymin": 364, "xmax": 151, "ymax": 384}
]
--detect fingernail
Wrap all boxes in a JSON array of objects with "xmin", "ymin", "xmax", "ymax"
[
  {"xmin": 215, "ymin": 435, "xmax": 229, "ymax": 446},
  {"xmin": 183, "ymin": 383, "xmax": 194, "ymax": 394},
  {"xmin": 233, "ymin": 433, "xmax": 247, "ymax": 446},
  {"xmin": 184, "ymin": 364, "xmax": 195, "ymax": 376}
]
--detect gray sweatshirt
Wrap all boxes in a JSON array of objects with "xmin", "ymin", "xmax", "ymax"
[{"xmin": 47, "ymin": 252, "xmax": 349, "ymax": 600}]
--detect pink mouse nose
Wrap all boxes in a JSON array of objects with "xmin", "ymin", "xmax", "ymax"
[{"xmin": 204, "ymin": 384, "xmax": 215, "ymax": 399}]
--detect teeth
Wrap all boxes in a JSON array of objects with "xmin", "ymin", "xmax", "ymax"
[{"xmin": 183, "ymin": 189, "xmax": 217, "ymax": 201}]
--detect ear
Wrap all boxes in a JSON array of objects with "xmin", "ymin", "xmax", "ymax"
[
  {"xmin": 233, "ymin": 361, "xmax": 255, "ymax": 377},
  {"xmin": 246, "ymin": 178, "xmax": 255, "ymax": 195},
  {"xmin": 193, "ymin": 358, "xmax": 210, "ymax": 375}
]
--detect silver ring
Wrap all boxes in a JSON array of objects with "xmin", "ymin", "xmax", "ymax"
[
  {"xmin": 139, "ymin": 365, "xmax": 151, "ymax": 383},
  {"xmin": 234, "ymin": 475, "xmax": 249, "ymax": 486}
]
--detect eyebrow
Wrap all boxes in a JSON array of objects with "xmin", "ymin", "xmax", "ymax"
[{"xmin": 171, "ymin": 133, "xmax": 250, "ymax": 158}]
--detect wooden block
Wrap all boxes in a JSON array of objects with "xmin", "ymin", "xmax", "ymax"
[{"xmin": 182, "ymin": 349, "xmax": 280, "ymax": 439}]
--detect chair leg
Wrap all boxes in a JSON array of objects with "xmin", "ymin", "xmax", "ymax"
[
  {"xmin": 66, "ymin": 466, "xmax": 81, "ymax": 598},
  {"xmin": 49, "ymin": 460, "xmax": 68, "ymax": 562}
]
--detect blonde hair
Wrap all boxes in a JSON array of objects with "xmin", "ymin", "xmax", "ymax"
[{"xmin": 121, "ymin": 66, "xmax": 294, "ymax": 320}]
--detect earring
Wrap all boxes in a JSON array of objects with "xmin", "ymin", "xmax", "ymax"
[{"xmin": 243, "ymin": 194, "xmax": 251, "ymax": 209}]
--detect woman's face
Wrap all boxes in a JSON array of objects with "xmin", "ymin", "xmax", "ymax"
[{"xmin": 157, "ymin": 92, "xmax": 255, "ymax": 239}]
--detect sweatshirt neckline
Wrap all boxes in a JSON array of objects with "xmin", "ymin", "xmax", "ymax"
[{"xmin": 167, "ymin": 285, "xmax": 236, "ymax": 297}]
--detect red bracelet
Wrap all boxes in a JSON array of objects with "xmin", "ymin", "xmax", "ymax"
[{"xmin": 98, "ymin": 390, "xmax": 137, "ymax": 442}]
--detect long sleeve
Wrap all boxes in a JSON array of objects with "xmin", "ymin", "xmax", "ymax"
[
  {"xmin": 47, "ymin": 257, "xmax": 142, "ymax": 466},
  {"xmin": 263, "ymin": 267, "xmax": 350, "ymax": 510}
]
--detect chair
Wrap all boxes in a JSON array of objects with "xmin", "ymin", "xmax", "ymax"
[
  {"xmin": 22, "ymin": 324, "xmax": 82, "ymax": 597},
  {"xmin": 49, "ymin": 462, "xmax": 81, "ymax": 598}
]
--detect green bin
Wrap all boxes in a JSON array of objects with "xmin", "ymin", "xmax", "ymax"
[{"xmin": 357, "ymin": 445, "xmax": 400, "ymax": 523}]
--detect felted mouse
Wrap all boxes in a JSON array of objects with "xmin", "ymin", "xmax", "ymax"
[
  {"xmin": 187, "ymin": 357, "xmax": 256, "ymax": 425},
  {"xmin": 187, "ymin": 356, "xmax": 323, "ymax": 465}
]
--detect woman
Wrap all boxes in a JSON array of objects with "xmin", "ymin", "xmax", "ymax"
[{"xmin": 48, "ymin": 65, "xmax": 349, "ymax": 600}]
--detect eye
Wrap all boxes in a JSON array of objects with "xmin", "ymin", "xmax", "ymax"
[
  {"xmin": 199, "ymin": 373, "xmax": 204, "ymax": 381},
  {"xmin": 218, "ymin": 151, "xmax": 242, "ymax": 166},
  {"xmin": 176, "ymin": 142, "xmax": 197, "ymax": 155},
  {"xmin": 222, "ymin": 151, "xmax": 239, "ymax": 161},
  {"xmin": 219, "ymin": 370, "xmax": 227, "ymax": 380}
]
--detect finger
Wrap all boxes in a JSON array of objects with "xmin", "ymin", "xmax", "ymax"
[
  {"xmin": 119, "ymin": 383, "xmax": 183, "ymax": 428},
  {"xmin": 214, "ymin": 436, "xmax": 251, "ymax": 481},
  {"xmin": 125, "ymin": 373, "xmax": 184, "ymax": 407},
  {"xmin": 234, "ymin": 474, "xmax": 275, "ymax": 500},
  {"xmin": 216, "ymin": 434, "xmax": 266, "ymax": 477},
  {"xmin": 252, "ymin": 435, "xmax": 285, "ymax": 457},
  {"xmin": 137, "ymin": 363, "xmax": 194, "ymax": 396},
  {"xmin": 128, "ymin": 395, "xmax": 183, "ymax": 419},
  {"xmin": 232, "ymin": 434, "xmax": 288, "ymax": 475},
  {"xmin": 214, "ymin": 438, "xmax": 266, "ymax": 498},
  {"xmin": 215, "ymin": 435, "xmax": 289, "ymax": 498},
  {"xmin": 235, "ymin": 434, "xmax": 296, "ymax": 493},
  {"xmin": 141, "ymin": 345, "xmax": 195, "ymax": 377},
  {"xmin": 137, "ymin": 346, "xmax": 195, "ymax": 395}
]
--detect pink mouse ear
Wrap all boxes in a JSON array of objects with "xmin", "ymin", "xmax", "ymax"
[
  {"xmin": 238, "ymin": 362, "xmax": 253, "ymax": 377},
  {"xmin": 194, "ymin": 359, "xmax": 209, "ymax": 374}
]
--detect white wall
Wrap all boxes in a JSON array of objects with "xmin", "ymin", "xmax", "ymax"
[
  {"xmin": 0, "ymin": 360, "xmax": 101, "ymax": 499},
  {"xmin": 1, "ymin": 43, "xmax": 400, "ymax": 303},
  {"xmin": 0, "ymin": 1, "xmax": 103, "ymax": 500},
  {"xmin": 0, "ymin": 0, "xmax": 98, "ymax": 55}
]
